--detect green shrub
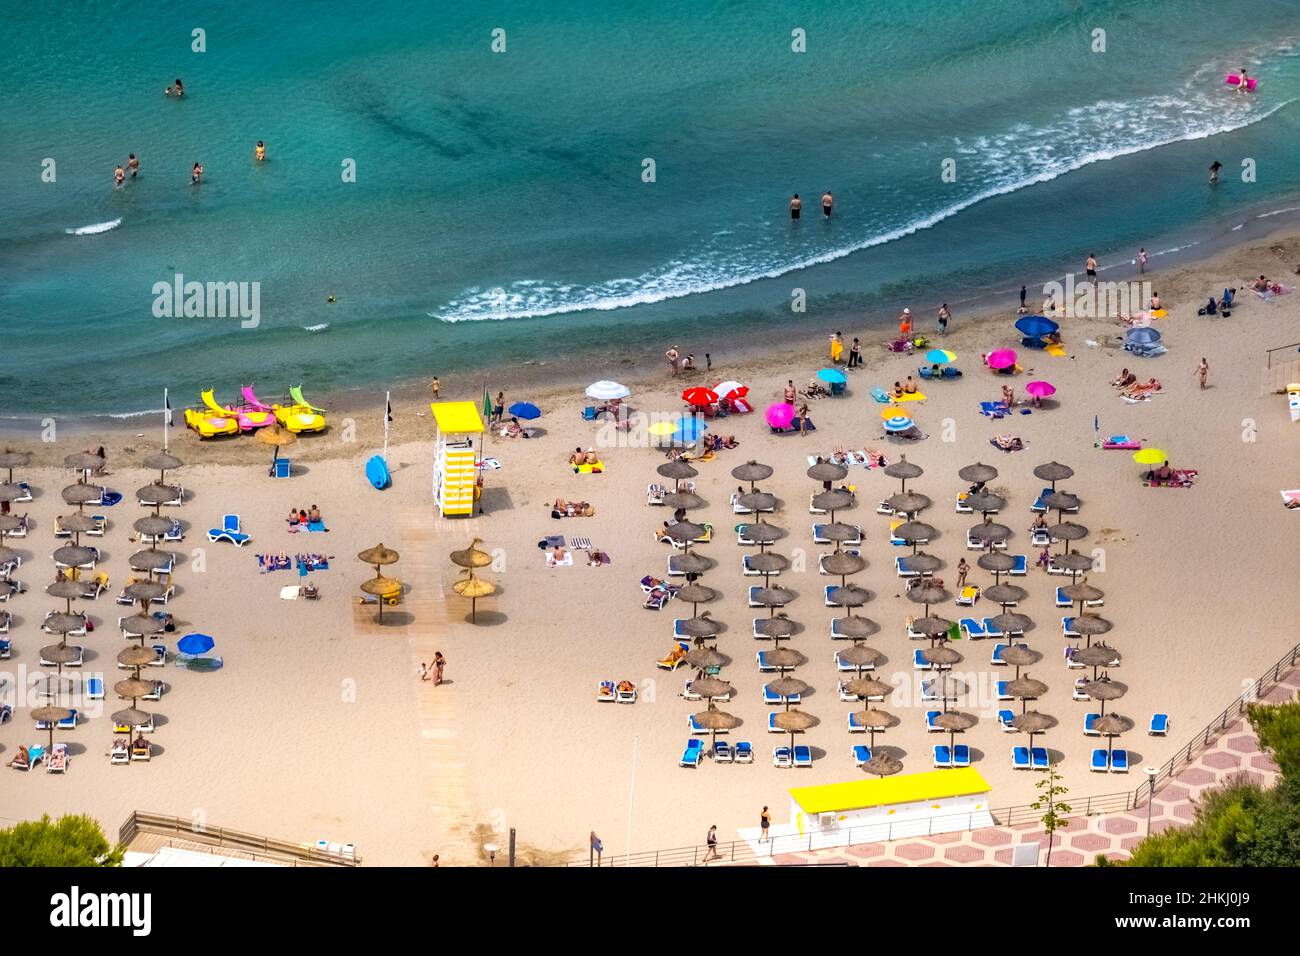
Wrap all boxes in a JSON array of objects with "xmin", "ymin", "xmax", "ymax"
[{"xmin": 0, "ymin": 814, "xmax": 124, "ymax": 867}]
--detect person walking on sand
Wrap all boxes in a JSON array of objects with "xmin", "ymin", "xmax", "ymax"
[
  {"xmin": 1137, "ymin": 247, "xmax": 1148, "ymax": 274},
  {"xmin": 433, "ymin": 651, "xmax": 446, "ymax": 685},
  {"xmin": 1209, "ymin": 161, "xmax": 1222, "ymax": 185},
  {"xmin": 957, "ymin": 558, "xmax": 969, "ymax": 588},
  {"xmin": 429, "ymin": 376, "xmax": 441, "ymax": 399},
  {"xmin": 703, "ymin": 825, "xmax": 720, "ymax": 862},
  {"xmin": 798, "ymin": 401, "xmax": 810, "ymax": 436},
  {"xmin": 1196, "ymin": 357, "xmax": 1210, "ymax": 389},
  {"xmin": 848, "ymin": 337, "xmax": 862, "ymax": 369},
  {"xmin": 759, "ymin": 806, "xmax": 771, "ymax": 843},
  {"xmin": 790, "ymin": 194, "xmax": 802, "ymax": 220},
  {"xmin": 937, "ymin": 303, "xmax": 951, "ymax": 335},
  {"xmin": 822, "ymin": 191, "xmax": 833, "ymax": 219},
  {"xmin": 830, "ymin": 331, "xmax": 844, "ymax": 364},
  {"xmin": 899, "ymin": 308, "xmax": 912, "ymax": 339},
  {"xmin": 666, "ymin": 345, "xmax": 680, "ymax": 376}
]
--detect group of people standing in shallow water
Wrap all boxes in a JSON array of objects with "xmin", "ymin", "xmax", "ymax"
[
  {"xmin": 790, "ymin": 191, "xmax": 834, "ymax": 219},
  {"xmin": 111, "ymin": 78, "xmax": 265, "ymax": 188}
]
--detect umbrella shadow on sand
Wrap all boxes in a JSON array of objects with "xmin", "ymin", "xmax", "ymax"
[
  {"xmin": 460, "ymin": 609, "xmax": 507, "ymax": 627},
  {"xmin": 477, "ymin": 487, "xmax": 513, "ymax": 513}
]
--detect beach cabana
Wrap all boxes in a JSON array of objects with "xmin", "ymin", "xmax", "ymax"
[{"xmin": 430, "ymin": 402, "xmax": 485, "ymax": 517}]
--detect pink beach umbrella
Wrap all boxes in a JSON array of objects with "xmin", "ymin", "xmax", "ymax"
[
  {"xmin": 1025, "ymin": 381, "xmax": 1056, "ymax": 398},
  {"xmin": 765, "ymin": 403, "xmax": 795, "ymax": 429},
  {"xmin": 988, "ymin": 349, "xmax": 1017, "ymax": 370}
]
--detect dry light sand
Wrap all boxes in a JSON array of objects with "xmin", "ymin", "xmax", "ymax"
[{"xmin": 1, "ymin": 232, "xmax": 1298, "ymax": 866}]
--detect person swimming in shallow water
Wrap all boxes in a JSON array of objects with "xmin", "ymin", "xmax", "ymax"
[
  {"xmin": 165, "ymin": 78, "xmax": 184, "ymax": 97},
  {"xmin": 255, "ymin": 141, "xmax": 266, "ymax": 162},
  {"xmin": 191, "ymin": 162, "xmax": 204, "ymax": 184}
]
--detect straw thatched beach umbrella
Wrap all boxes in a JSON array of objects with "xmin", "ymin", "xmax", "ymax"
[
  {"xmin": 912, "ymin": 615, "xmax": 956, "ymax": 639},
  {"xmin": 907, "ymin": 583, "xmax": 950, "ymax": 613},
  {"xmin": 0, "ymin": 513, "xmax": 25, "ymax": 536},
  {"xmin": 853, "ymin": 707, "xmax": 898, "ymax": 749},
  {"xmin": 750, "ymin": 586, "xmax": 795, "ymax": 617},
  {"xmin": 677, "ymin": 583, "xmax": 718, "ymax": 617},
  {"xmin": 136, "ymin": 483, "xmax": 181, "ymax": 507},
  {"xmin": 884, "ymin": 491, "xmax": 932, "ymax": 516},
  {"xmin": 451, "ymin": 572, "xmax": 493, "ymax": 623},
  {"xmin": 31, "ymin": 706, "xmax": 74, "ymax": 751},
  {"xmin": 112, "ymin": 708, "xmax": 152, "ymax": 738},
  {"xmin": 685, "ymin": 647, "xmax": 727, "ymax": 671},
  {"xmin": 118, "ymin": 614, "xmax": 165, "ymax": 640},
  {"xmin": 0, "ymin": 450, "xmax": 32, "ymax": 483},
  {"xmin": 923, "ymin": 646, "xmax": 962, "ymax": 668},
  {"xmin": 114, "ymin": 677, "xmax": 154, "ymax": 703},
  {"xmin": 1012, "ymin": 710, "xmax": 1057, "ymax": 752},
  {"xmin": 834, "ymin": 617, "xmax": 880, "ymax": 643},
  {"xmin": 731, "ymin": 460, "xmax": 773, "ymax": 490},
  {"xmin": 767, "ymin": 647, "xmax": 807, "ymax": 673},
  {"xmin": 142, "ymin": 451, "xmax": 184, "ymax": 485},
  {"xmin": 990, "ymin": 611, "xmax": 1033, "ymax": 635},
  {"xmin": 935, "ymin": 710, "xmax": 977, "ymax": 748},
  {"xmin": 689, "ymin": 676, "xmax": 732, "ymax": 700},
  {"xmin": 819, "ymin": 522, "xmax": 860, "ymax": 550},
  {"xmin": 1033, "ymin": 461, "xmax": 1074, "ymax": 489},
  {"xmin": 39, "ymin": 643, "xmax": 82, "ymax": 669},
  {"xmin": 118, "ymin": 644, "xmax": 161, "ymax": 673},
  {"xmin": 42, "ymin": 613, "xmax": 87, "ymax": 640},
  {"xmin": 806, "ymin": 461, "xmax": 848, "ymax": 483},
  {"xmin": 1094, "ymin": 713, "xmax": 1135, "ymax": 758},
  {"xmin": 846, "ymin": 676, "xmax": 893, "ymax": 701},
  {"xmin": 985, "ymin": 583, "xmax": 1028, "ymax": 607},
  {"xmin": 671, "ymin": 552, "xmax": 714, "ymax": 575},
  {"xmin": 1071, "ymin": 614, "xmax": 1113, "ymax": 639},
  {"xmin": 53, "ymin": 544, "xmax": 97, "ymax": 569},
  {"xmin": 657, "ymin": 460, "xmax": 698, "ymax": 489},
  {"xmin": 767, "ymin": 676, "xmax": 810, "ymax": 707},
  {"xmin": 821, "ymin": 550, "xmax": 865, "ymax": 583},
  {"xmin": 883, "ymin": 456, "xmax": 923, "ymax": 491},
  {"xmin": 129, "ymin": 549, "xmax": 175, "ymax": 575},
  {"xmin": 133, "ymin": 514, "xmax": 172, "ymax": 548},
  {"xmin": 1055, "ymin": 550, "xmax": 1096, "ymax": 581},
  {"xmin": 691, "ymin": 704, "xmax": 741, "ymax": 755},
  {"xmin": 1062, "ymin": 582, "xmax": 1105, "ymax": 614},
  {"xmin": 958, "ymin": 462, "xmax": 999, "ymax": 485},
  {"xmin": 46, "ymin": 578, "xmax": 86, "ymax": 613},
  {"xmin": 362, "ymin": 573, "xmax": 403, "ymax": 623},
  {"xmin": 745, "ymin": 551, "xmax": 789, "ymax": 582},
  {"xmin": 812, "ymin": 489, "xmax": 855, "ymax": 516},
  {"xmin": 1084, "ymin": 678, "xmax": 1127, "ymax": 715},
  {"xmin": 64, "ymin": 451, "xmax": 105, "ymax": 478},
  {"xmin": 123, "ymin": 580, "xmax": 167, "ymax": 616},
  {"xmin": 1001, "ymin": 645, "xmax": 1042, "ymax": 677},
  {"xmin": 894, "ymin": 520, "xmax": 936, "ymax": 553},
  {"xmin": 1043, "ymin": 491, "xmax": 1080, "ymax": 519},
  {"xmin": 741, "ymin": 521, "xmax": 783, "ymax": 548},
  {"xmin": 1075, "ymin": 643, "xmax": 1122, "ymax": 678},
  {"xmin": 828, "ymin": 585, "xmax": 870, "ymax": 612},
  {"xmin": 902, "ymin": 552, "xmax": 942, "ymax": 576},
  {"xmin": 663, "ymin": 491, "xmax": 706, "ymax": 511},
  {"xmin": 753, "ymin": 615, "xmax": 797, "ymax": 641},
  {"xmin": 663, "ymin": 521, "xmax": 706, "ymax": 549},
  {"xmin": 968, "ymin": 521, "xmax": 1011, "ymax": 547},
  {"xmin": 965, "ymin": 491, "xmax": 1006, "ymax": 515},
  {"xmin": 0, "ymin": 482, "xmax": 26, "ymax": 504},
  {"xmin": 735, "ymin": 491, "xmax": 776, "ymax": 514},
  {"xmin": 1048, "ymin": 521, "xmax": 1089, "ymax": 542},
  {"xmin": 678, "ymin": 614, "xmax": 723, "ymax": 639},
  {"xmin": 976, "ymin": 552, "xmax": 1016, "ymax": 582},
  {"xmin": 837, "ymin": 644, "xmax": 884, "ymax": 673},
  {"xmin": 1007, "ymin": 675, "xmax": 1049, "ymax": 713},
  {"xmin": 0, "ymin": 545, "xmax": 18, "ymax": 569},
  {"xmin": 58, "ymin": 512, "xmax": 99, "ymax": 541},
  {"xmin": 61, "ymin": 483, "xmax": 101, "ymax": 510},
  {"xmin": 862, "ymin": 752, "xmax": 903, "ymax": 777},
  {"xmin": 361, "ymin": 543, "xmax": 403, "ymax": 573},
  {"xmin": 772, "ymin": 709, "xmax": 818, "ymax": 754}
]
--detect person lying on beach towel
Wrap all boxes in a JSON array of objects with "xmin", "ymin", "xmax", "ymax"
[
  {"xmin": 551, "ymin": 498, "xmax": 595, "ymax": 518},
  {"xmin": 990, "ymin": 434, "xmax": 1024, "ymax": 452},
  {"xmin": 1110, "ymin": 368, "xmax": 1137, "ymax": 389},
  {"xmin": 500, "ymin": 417, "xmax": 533, "ymax": 439},
  {"xmin": 803, "ymin": 379, "xmax": 830, "ymax": 399},
  {"xmin": 702, "ymin": 433, "xmax": 739, "ymax": 452},
  {"xmin": 1121, "ymin": 377, "xmax": 1161, "ymax": 398}
]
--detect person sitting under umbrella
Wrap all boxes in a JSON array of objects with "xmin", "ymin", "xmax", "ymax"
[
  {"xmin": 804, "ymin": 378, "xmax": 830, "ymax": 399},
  {"xmin": 1145, "ymin": 460, "xmax": 1175, "ymax": 485},
  {"xmin": 502, "ymin": 416, "xmax": 532, "ymax": 439}
]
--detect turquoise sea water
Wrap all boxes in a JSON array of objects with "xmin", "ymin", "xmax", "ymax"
[{"xmin": 3, "ymin": 0, "xmax": 1300, "ymax": 414}]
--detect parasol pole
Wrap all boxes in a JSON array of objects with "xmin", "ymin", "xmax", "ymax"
[
  {"xmin": 383, "ymin": 391, "xmax": 391, "ymax": 463},
  {"xmin": 163, "ymin": 387, "xmax": 170, "ymax": 451}
]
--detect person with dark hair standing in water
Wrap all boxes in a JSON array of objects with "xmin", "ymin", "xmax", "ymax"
[
  {"xmin": 1209, "ymin": 161, "xmax": 1222, "ymax": 185},
  {"xmin": 790, "ymin": 194, "xmax": 802, "ymax": 220},
  {"xmin": 165, "ymin": 78, "xmax": 184, "ymax": 97},
  {"xmin": 1019, "ymin": 285, "xmax": 1027, "ymax": 311},
  {"xmin": 128, "ymin": 153, "xmax": 139, "ymax": 178},
  {"xmin": 822, "ymin": 191, "xmax": 833, "ymax": 219}
]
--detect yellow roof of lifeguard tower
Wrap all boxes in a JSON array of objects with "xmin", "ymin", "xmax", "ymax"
[
  {"xmin": 789, "ymin": 767, "xmax": 989, "ymax": 814},
  {"xmin": 429, "ymin": 401, "xmax": 485, "ymax": 434}
]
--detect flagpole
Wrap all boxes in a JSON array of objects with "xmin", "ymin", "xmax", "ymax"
[
  {"xmin": 383, "ymin": 390, "xmax": 390, "ymax": 461},
  {"xmin": 163, "ymin": 387, "xmax": 169, "ymax": 452}
]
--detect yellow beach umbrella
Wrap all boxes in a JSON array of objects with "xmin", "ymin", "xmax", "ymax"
[
  {"xmin": 452, "ymin": 572, "xmax": 496, "ymax": 623},
  {"xmin": 1132, "ymin": 448, "xmax": 1166, "ymax": 465},
  {"xmin": 647, "ymin": 420, "xmax": 677, "ymax": 437}
]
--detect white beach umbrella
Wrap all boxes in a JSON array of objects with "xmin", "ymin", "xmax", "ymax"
[
  {"xmin": 714, "ymin": 380, "xmax": 746, "ymax": 399},
  {"xmin": 585, "ymin": 381, "xmax": 630, "ymax": 401}
]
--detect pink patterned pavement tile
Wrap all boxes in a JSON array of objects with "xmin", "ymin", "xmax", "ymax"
[
  {"xmin": 925, "ymin": 831, "xmax": 966, "ymax": 845},
  {"xmin": 1098, "ymin": 816, "xmax": 1139, "ymax": 835},
  {"xmin": 895, "ymin": 842, "xmax": 937, "ymax": 862},
  {"xmin": 944, "ymin": 845, "xmax": 988, "ymax": 864},
  {"xmin": 1067, "ymin": 832, "xmax": 1118, "ymax": 852},
  {"xmin": 864, "ymin": 858, "xmax": 907, "ymax": 867},
  {"xmin": 1226, "ymin": 734, "xmax": 1259, "ymax": 754},
  {"xmin": 972, "ymin": 828, "xmax": 1014, "ymax": 847},
  {"xmin": 846, "ymin": 843, "xmax": 888, "ymax": 858},
  {"xmin": 1177, "ymin": 767, "xmax": 1214, "ymax": 786},
  {"xmin": 1201, "ymin": 750, "xmax": 1243, "ymax": 770},
  {"xmin": 1048, "ymin": 849, "xmax": 1086, "ymax": 867}
]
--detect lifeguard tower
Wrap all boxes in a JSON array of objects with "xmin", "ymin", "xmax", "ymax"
[{"xmin": 430, "ymin": 401, "xmax": 484, "ymax": 517}]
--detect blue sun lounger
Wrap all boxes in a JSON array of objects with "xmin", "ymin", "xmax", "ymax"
[
  {"xmin": 689, "ymin": 714, "xmax": 728, "ymax": 735},
  {"xmin": 772, "ymin": 746, "xmax": 793, "ymax": 767},
  {"xmin": 1012, "ymin": 746, "xmax": 1031, "ymax": 769},
  {"xmin": 1149, "ymin": 713, "xmax": 1169, "ymax": 735},
  {"xmin": 764, "ymin": 684, "xmax": 801, "ymax": 705},
  {"xmin": 959, "ymin": 617, "xmax": 987, "ymax": 639},
  {"xmin": 852, "ymin": 745, "xmax": 873, "ymax": 766},
  {"xmin": 1110, "ymin": 749, "xmax": 1129, "ymax": 773},
  {"xmin": 990, "ymin": 642, "xmax": 1028, "ymax": 665},
  {"xmin": 734, "ymin": 741, "xmax": 753, "ymax": 763},
  {"xmin": 926, "ymin": 710, "xmax": 942, "ymax": 732},
  {"xmin": 207, "ymin": 514, "xmax": 250, "ymax": 547},
  {"xmin": 679, "ymin": 738, "xmax": 704, "ymax": 767},
  {"xmin": 1031, "ymin": 747, "xmax": 1049, "ymax": 770},
  {"xmin": 952, "ymin": 744, "xmax": 971, "ymax": 768},
  {"xmin": 1007, "ymin": 554, "xmax": 1028, "ymax": 575},
  {"xmin": 998, "ymin": 709, "xmax": 1016, "ymax": 732},
  {"xmin": 1030, "ymin": 488, "xmax": 1052, "ymax": 513},
  {"xmin": 933, "ymin": 744, "xmax": 953, "ymax": 768},
  {"xmin": 982, "ymin": 617, "xmax": 1005, "ymax": 639},
  {"xmin": 756, "ymin": 651, "xmax": 778, "ymax": 672},
  {"xmin": 1083, "ymin": 713, "xmax": 1101, "ymax": 736},
  {"xmin": 1062, "ymin": 617, "xmax": 1080, "ymax": 637},
  {"xmin": 994, "ymin": 680, "xmax": 1011, "ymax": 700},
  {"xmin": 1090, "ymin": 748, "xmax": 1109, "ymax": 772},
  {"xmin": 714, "ymin": 740, "xmax": 733, "ymax": 763},
  {"xmin": 793, "ymin": 745, "xmax": 813, "ymax": 767}
]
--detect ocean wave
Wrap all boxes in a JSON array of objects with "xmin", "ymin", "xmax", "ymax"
[
  {"xmin": 433, "ymin": 76, "xmax": 1295, "ymax": 324},
  {"xmin": 65, "ymin": 218, "xmax": 122, "ymax": 236},
  {"xmin": 303, "ymin": 323, "xmax": 331, "ymax": 332}
]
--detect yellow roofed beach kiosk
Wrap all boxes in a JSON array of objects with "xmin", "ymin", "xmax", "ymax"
[
  {"xmin": 430, "ymin": 401, "xmax": 485, "ymax": 517},
  {"xmin": 746, "ymin": 768, "xmax": 993, "ymax": 853}
]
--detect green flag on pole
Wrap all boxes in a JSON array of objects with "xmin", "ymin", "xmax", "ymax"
[{"xmin": 481, "ymin": 384, "xmax": 492, "ymax": 421}]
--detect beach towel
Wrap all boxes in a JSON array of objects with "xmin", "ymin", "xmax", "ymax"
[
  {"xmin": 1045, "ymin": 344, "xmax": 1067, "ymax": 357},
  {"xmin": 1145, "ymin": 469, "xmax": 1197, "ymax": 488},
  {"xmin": 1281, "ymin": 490, "xmax": 1300, "ymax": 511},
  {"xmin": 307, "ymin": 520, "xmax": 328, "ymax": 532},
  {"xmin": 892, "ymin": 391, "xmax": 926, "ymax": 402},
  {"xmin": 864, "ymin": 449, "xmax": 890, "ymax": 468},
  {"xmin": 279, "ymin": 586, "xmax": 300, "ymax": 600},
  {"xmin": 537, "ymin": 535, "xmax": 565, "ymax": 550},
  {"xmin": 575, "ymin": 461, "xmax": 605, "ymax": 474},
  {"xmin": 570, "ymin": 537, "xmax": 592, "ymax": 550},
  {"xmin": 1102, "ymin": 436, "xmax": 1142, "ymax": 450},
  {"xmin": 479, "ymin": 457, "xmax": 502, "ymax": 470},
  {"xmin": 870, "ymin": 387, "xmax": 891, "ymax": 404},
  {"xmin": 681, "ymin": 450, "xmax": 716, "ymax": 463},
  {"xmin": 546, "ymin": 551, "xmax": 574, "ymax": 568},
  {"xmin": 980, "ymin": 401, "xmax": 1010, "ymax": 419}
]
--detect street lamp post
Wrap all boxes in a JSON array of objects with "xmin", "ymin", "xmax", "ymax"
[
  {"xmin": 484, "ymin": 842, "xmax": 499, "ymax": 867},
  {"xmin": 1143, "ymin": 767, "xmax": 1158, "ymax": 836}
]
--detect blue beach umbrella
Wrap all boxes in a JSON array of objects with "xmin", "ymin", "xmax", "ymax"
[
  {"xmin": 925, "ymin": 349, "xmax": 956, "ymax": 365},
  {"xmin": 1125, "ymin": 327, "xmax": 1161, "ymax": 346},
  {"xmin": 883, "ymin": 416, "xmax": 914, "ymax": 433},
  {"xmin": 177, "ymin": 633, "xmax": 215, "ymax": 655},
  {"xmin": 674, "ymin": 417, "xmax": 708, "ymax": 443},
  {"xmin": 817, "ymin": 368, "xmax": 847, "ymax": 385},
  {"xmin": 507, "ymin": 401, "xmax": 541, "ymax": 420},
  {"xmin": 1015, "ymin": 315, "xmax": 1059, "ymax": 337}
]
